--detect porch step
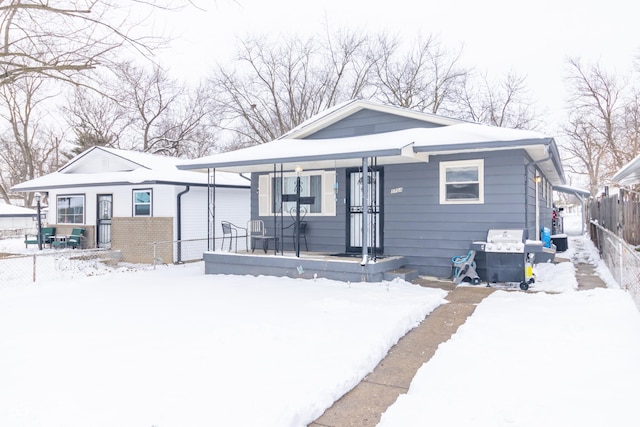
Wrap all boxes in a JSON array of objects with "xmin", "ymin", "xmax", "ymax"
[{"xmin": 383, "ymin": 268, "xmax": 419, "ymax": 282}]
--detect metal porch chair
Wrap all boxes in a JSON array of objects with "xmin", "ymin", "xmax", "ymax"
[
  {"xmin": 221, "ymin": 221, "xmax": 246, "ymax": 252},
  {"xmin": 246, "ymin": 220, "xmax": 266, "ymax": 252},
  {"xmin": 284, "ymin": 221, "xmax": 308, "ymax": 252}
]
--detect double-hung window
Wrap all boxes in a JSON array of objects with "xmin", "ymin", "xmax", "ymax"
[
  {"xmin": 258, "ymin": 171, "xmax": 336, "ymax": 216},
  {"xmin": 57, "ymin": 195, "xmax": 85, "ymax": 224},
  {"xmin": 439, "ymin": 159, "xmax": 484, "ymax": 204},
  {"xmin": 133, "ymin": 189, "xmax": 152, "ymax": 216}
]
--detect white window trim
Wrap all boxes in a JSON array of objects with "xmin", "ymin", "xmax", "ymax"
[
  {"xmin": 439, "ymin": 159, "xmax": 485, "ymax": 204},
  {"xmin": 133, "ymin": 188, "xmax": 153, "ymax": 217},
  {"xmin": 258, "ymin": 170, "xmax": 336, "ymax": 217}
]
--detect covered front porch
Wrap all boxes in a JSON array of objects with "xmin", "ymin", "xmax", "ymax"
[{"xmin": 203, "ymin": 250, "xmax": 415, "ymax": 283}]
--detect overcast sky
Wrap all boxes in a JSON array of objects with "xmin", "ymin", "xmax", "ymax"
[{"xmin": 154, "ymin": 0, "xmax": 639, "ymax": 132}]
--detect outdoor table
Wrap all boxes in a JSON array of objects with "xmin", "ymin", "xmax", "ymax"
[{"xmin": 53, "ymin": 235, "xmax": 68, "ymax": 249}]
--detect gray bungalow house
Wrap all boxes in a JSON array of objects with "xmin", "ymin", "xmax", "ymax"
[{"xmin": 178, "ymin": 100, "xmax": 565, "ymax": 281}]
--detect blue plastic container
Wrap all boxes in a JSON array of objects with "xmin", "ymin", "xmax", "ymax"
[{"xmin": 541, "ymin": 227, "xmax": 551, "ymax": 248}]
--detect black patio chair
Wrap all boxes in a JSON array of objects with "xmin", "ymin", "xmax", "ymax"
[
  {"xmin": 221, "ymin": 221, "xmax": 246, "ymax": 252},
  {"xmin": 284, "ymin": 221, "xmax": 308, "ymax": 252}
]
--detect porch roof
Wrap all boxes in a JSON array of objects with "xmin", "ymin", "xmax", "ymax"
[
  {"xmin": 178, "ymin": 123, "xmax": 565, "ymax": 185},
  {"xmin": 612, "ymin": 153, "xmax": 640, "ymax": 186}
]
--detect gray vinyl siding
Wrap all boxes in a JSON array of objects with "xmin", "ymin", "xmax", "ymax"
[
  {"xmin": 251, "ymin": 172, "xmax": 346, "ymax": 254},
  {"xmin": 524, "ymin": 161, "xmax": 554, "ymax": 241},
  {"xmin": 305, "ymin": 109, "xmax": 443, "ymax": 139},
  {"xmin": 250, "ymin": 148, "xmax": 556, "ymax": 278},
  {"xmin": 383, "ymin": 151, "xmax": 529, "ymax": 278}
]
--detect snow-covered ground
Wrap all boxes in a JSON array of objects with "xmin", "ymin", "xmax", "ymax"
[{"xmin": 1, "ymin": 212, "xmax": 639, "ymax": 427}]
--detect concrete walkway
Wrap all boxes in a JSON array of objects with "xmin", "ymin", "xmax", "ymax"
[
  {"xmin": 309, "ymin": 282, "xmax": 494, "ymax": 427},
  {"xmin": 310, "ymin": 240, "xmax": 607, "ymax": 427}
]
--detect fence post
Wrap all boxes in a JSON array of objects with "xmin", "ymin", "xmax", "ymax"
[
  {"xmin": 32, "ymin": 254, "xmax": 36, "ymax": 283},
  {"xmin": 153, "ymin": 242, "xmax": 157, "ymax": 270},
  {"xmin": 620, "ymin": 240, "xmax": 624, "ymax": 290}
]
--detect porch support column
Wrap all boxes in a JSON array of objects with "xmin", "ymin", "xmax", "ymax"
[
  {"xmin": 535, "ymin": 173, "xmax": 540, "ymax": 240},
  {"xmin": 361, "ymin": 157, "xmax": 369, "ymax": 266}
]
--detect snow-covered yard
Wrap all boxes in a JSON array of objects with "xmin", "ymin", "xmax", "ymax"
[
  {"xmin": 0, "ymin": 259, "xmax": 446, "ymax": 427},
  {"xmin": 1, "ymin": 212, "xmax": 640, "ymax": 426}
]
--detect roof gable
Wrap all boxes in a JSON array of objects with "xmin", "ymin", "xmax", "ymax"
[
  {"xmin": 59, "ymin": 146, "xmax": 172, "ymax": 174},
  {"xmin": 280, "ymin": 100, "xmax": 464, "ymax": 140},
  {"xmin": 12, "ymin": 147, "xmax": 250, "ymax": 192}
]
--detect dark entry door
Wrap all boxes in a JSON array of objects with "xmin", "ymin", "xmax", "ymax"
[
  {"xmin": 97, "ymin": 194, "xmax": 112, "ymax": 248},
  {"xmin": 346, "ymin": 168, "xmax": 383, "ymax": 253}
]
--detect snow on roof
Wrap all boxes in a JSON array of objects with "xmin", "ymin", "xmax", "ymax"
[
  {"xmin": 553, "ymin": 185, "xmax": 590, "ymax": 198},
  {"xmin": 0, "ymin": 203, "xmax": 37, "ymax": 216},
  {"xmin": 12, "ymin": 147, "xmax": 250, "ymax": 192},
  {"xmin": 178, "ymin": 122, "xmax": 565, "ymax": 184},
  {"xmin": 612, "ymin": 153, "xmax": 640, "ymax": 186}
]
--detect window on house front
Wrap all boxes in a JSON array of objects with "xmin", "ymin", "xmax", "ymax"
[
  {"xmin": 258, "ymin": 171, "xmax": 336, "ymax": 216},
  {"xmin": 273, "ymin": 175, "xmax": 322, "ymax": 214},
  {"xmin": 57, "ymin": 195, "xmax": 85, "ymax": 224},
  {"xmin": 133, "ymin": 189, "xmax": 152, "ymax": 216},
  {"xmin": 439, "ymin": 159, "xmax": 484, "ymax": 204}
]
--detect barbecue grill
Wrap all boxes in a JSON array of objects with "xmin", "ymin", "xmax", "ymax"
[{"xmin": 470, "ymin": 229, "xmax": 542, "ymax": 290}]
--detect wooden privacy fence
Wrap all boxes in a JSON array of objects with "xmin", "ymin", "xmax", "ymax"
[{"xmin": 589, "ymin": 188, "xmax": 640, "ymax": 246}]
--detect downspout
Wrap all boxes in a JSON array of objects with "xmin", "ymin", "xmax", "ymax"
[{"xmin": 177, "ymin": 185, "xmax": 191, "ymax": 263}]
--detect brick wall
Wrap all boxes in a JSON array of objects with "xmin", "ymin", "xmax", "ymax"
[
  {"xmin": 111, "ymin": 217, "xmax": 173, "ymax": 264},
  {"xmin": 48, "ymin": 225, "xmax": 95, "ymax": 249}
]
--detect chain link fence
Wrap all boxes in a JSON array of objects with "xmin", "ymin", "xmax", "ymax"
[
  {"xmin": 149, "ymin": 237, "xmax": 245, "ymax": 267},
  {"xmin": 0, "ymin": 237, "xmax": 229, "ymax": 286},
  {"xmin": 590, "ymin": 221, "xmax": 640, "ymax": 310},
  {"xmin": 0, "ymin": 248, "xmax": 137, "ymax": 287}
]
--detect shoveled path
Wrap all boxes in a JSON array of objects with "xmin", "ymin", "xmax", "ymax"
[
  {"xmin": 310, "ymin": 243, "xmax": 606, "ymax": 427},
  {"xmin": 309, "ymin": 281, "xmax": 494, "ymax": 427}
]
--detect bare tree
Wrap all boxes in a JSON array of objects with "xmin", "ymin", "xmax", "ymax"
[
  {"xmin": 62, "ymin": 86, "xmax": 132, "ymax": 157},
  {"xmin": 561, "ymin": 117, "xmax": 608, "ymax": 196},
  {"xmin": 209, "ymin": 30, "xmax": 372, "ymax": 148},
  {"xmin": 370, "ymin": 33, "xmax": 468, "ymax": 116},
  {"xmin": 565, "ymin": 58, "xmax": 625, "ymax": 172},
  {"xmin": 461, "ymin": 70, "xmax": 540, "ymax": 129},
  {"xmin": 108, "ymin": 61, "xmax": 216, "ymax": 157},
  {"xmin": 0, "ymin": 0, "xmax": 186, "ymax": 88},
  {"xmin": 0, "ymin": 75, "xmax": 62, "ymax": 204}
]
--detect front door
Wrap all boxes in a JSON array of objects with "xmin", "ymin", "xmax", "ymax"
[
  {"xmin": 97, "ymin": 194, "xmax": 112, "ymax": 248},
  {"xmin": 346, "ymin": 168, "xmax": 383, "ymax": 253}
]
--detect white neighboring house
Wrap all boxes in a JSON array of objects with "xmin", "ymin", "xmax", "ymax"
[
  {"xmin": 0, "ymin": 203, "xmax": 38, "ymax": 238},
  {"xmin": 12, "ymin": 146, "xmax": 251, "ymax": 263}
]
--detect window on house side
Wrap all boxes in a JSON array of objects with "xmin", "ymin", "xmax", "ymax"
[
  {"xmin": 439, "ymin": 160, "xmax": 484, "ymax": 204},
  {"xmin": 133, "ymin": 189, "xmax": 152, "ymax": 217},
  {"xmin": 57, "ymin": 195, "xmax": 85, "ymax": 224}
]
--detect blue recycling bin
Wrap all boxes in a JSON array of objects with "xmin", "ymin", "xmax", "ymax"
[{"xmin": 541, "ymin": 227, "xmax": 551, "ymax": 248}]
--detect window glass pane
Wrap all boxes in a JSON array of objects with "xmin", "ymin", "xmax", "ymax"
[
  {"xmin": 133, "ymin": 190, "xmax": 151, "ymax": 217},
  {"xmin": 308, "ymin": 175, "xmax": 322, "ymax": 213},
  {"xmin": 135, "ymin": 192, "xmax": 151, "ymax": 204},
  {"xmin": 135, "ymin": 204, "xmax": 151, "ymax": 216},
  {"xmin": 446, "ymin": 166, "xmax": 478, "ymax": 183},
  {"xmin": 57, "ymin": 195, "xmax": 84, "ymax": 224},
  {"xmin": 272, "ymin": 174, "xmax": 322, "ymax": 214},
  {"xmin": 446, "ymin": 183, "xmax": 480, "ymax": 200}
]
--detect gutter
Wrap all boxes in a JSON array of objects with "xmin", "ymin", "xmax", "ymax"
[{"xmin": 176, "ymin": 185, "xmax": 191, "ymax": 263}]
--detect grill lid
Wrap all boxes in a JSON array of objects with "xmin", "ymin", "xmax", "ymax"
[{"xmin": 486, "ymin": 229, "xmax": 525, "ymax": 244}]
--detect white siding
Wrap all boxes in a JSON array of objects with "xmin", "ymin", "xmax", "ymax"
[{"xmin": 213, "ymin": 187, "xmax": 251, "ymax": 251}]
